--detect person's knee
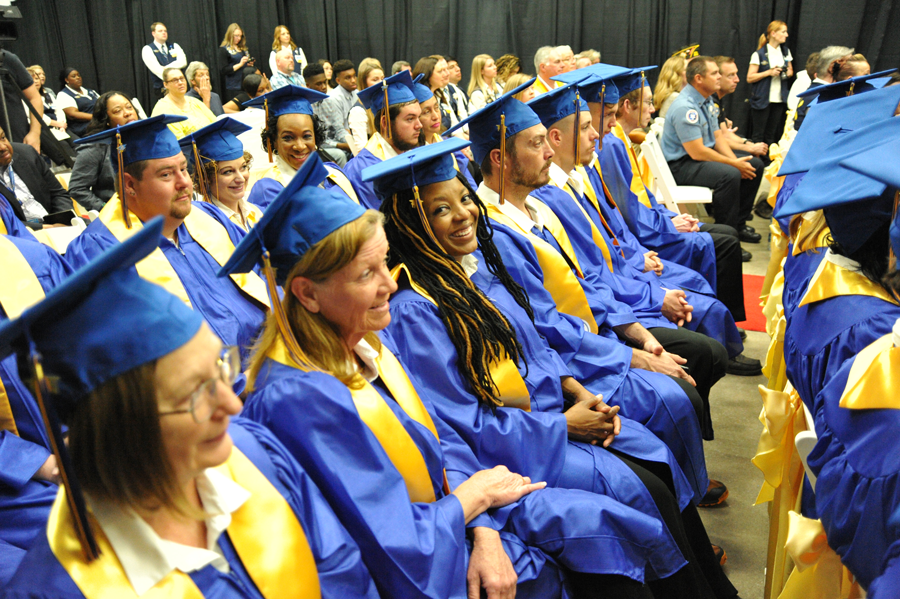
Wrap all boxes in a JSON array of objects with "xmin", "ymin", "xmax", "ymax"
[{"xmin": 670, "ymin": 375, "xmax": 704, "ymax": 425}]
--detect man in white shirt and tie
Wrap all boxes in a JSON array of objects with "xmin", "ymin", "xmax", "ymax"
[{"xmin": 141, "ymin": 22, "xmax": 187, "ymax": 100}]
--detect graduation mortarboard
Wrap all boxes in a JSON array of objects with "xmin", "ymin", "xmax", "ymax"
[
  {"xmin": 362, "ymin": 137, "xmax": 471, "ymax": 248},
  {"xmin": 74, "ymin": 114, "xmax": 187, "ymax": 229},
  {"xmin": 177, "ymin": 118, "xmax": 251, "ymax": 202},
  {"xmin": 527, "ymin": 82, "xmax": 588, "ymax": 128},
  {"xmin": 412, "ymin": 80, "xmax": 434, "ymax": 104},
  {"xmin": 797, "ymin": 68, "xmax": 897, "ymax": 105},
  {"xmin": 553, "ymin": 63, "xmax": 632, "ymax": 105},
  {"xmin": 0, "ymin": 216, "xmax": 203, "ymax": 562},
  {"xmin": 774, "ymin": 115, "xmax": 900, "ymax": 253},
  {"xmin": 444, "ymin": 78, "xmax": 542, "ymax": 203},
  {"xmin": 219, "ymin": 152, "xmax": 366, "ymax": 369},
  {"xmin": 611, "ymin": 66, "xmax": 657, "ymax": 96},
  {"xmin": 357, "ymin": 70, "xmax": 418, "ymax": 114},
  {"xmin": 778, "ymin": 82, "xmax": 900, "ymax": 176}
]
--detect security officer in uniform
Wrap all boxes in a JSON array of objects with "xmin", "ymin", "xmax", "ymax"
[
  {"xmin": 660, "ymin": 56, "xmax": 764, "ymax": 241},
  {"xmin": 141, "ymin": 22, "xmax": 187, "ymax": 100}
]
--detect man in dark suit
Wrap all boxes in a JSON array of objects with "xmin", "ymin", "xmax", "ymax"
[{"xmin": 0, "ymin": 128, "xmax": 72, "ymax": 230}]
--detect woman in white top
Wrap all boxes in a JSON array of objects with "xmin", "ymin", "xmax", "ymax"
[
  {"xmin": 746, "ymin": 20, "xmax": 793, "ymax": 145},
  {"xmin": 268, "ymin": 26, "xmax": 308, "ymax": 80},
  {"xmin": 467, "ymin": 54, "xmax": 504, "ymax": 112},
  {"xmin": 348, "ymin": 59, "xmax": 384, "ymax": 155}
]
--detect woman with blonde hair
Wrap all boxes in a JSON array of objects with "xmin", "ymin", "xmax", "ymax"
[
  {"xmin": 747, "ymin": 20, "xmax": 793, "ymax": 144},
  {"xmin": 348, "ymin": 58, "xmax": 385, "ymax": 155},
  {"xmin": 494, "ymin": 54, "xmax": 520, "ymax": 87},
  {"xmin": 218, "ymin": 23, "xmax": 254, "ymax": 102},
  {"xmin": 467, "ymin": 54, "xmax": 504, "ymax": 111},
  {"xmin": 268, "ymin": 25, "xmax": 308, "ymax": 79},
  {"xmin": 653, "ymin": 55, "xmax": 686, "ymax": 117},
  {"xmin": 503, "ymin": 73, "xmax": 536, "ymax": 102}
]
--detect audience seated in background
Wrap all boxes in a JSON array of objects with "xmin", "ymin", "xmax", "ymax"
[
  {"xmin": 302, "ymin": 63, "xmax": 329, "ymax": 93},
  {"xmin": 348, "ymin": 59, "xmax": 384, "ymax": 155},
  {"xmin": 0, "ymin": 128, "xmax": 73, "ymax": 229},
  {"xmin": 223, "ymin": 73, "xmax": 269, "ymax": 113},
  {"xmin": 574, "ymin": 53, "xmax": 592, "ymax": 69},
  {"xmin": 654, "ymin": 55, "xmax": 687, "ymax": 118},
  {"xmin": 317, "ymin": 58, "xmax": 335, "ymax": 91},
  {"xmin": 494, "ymin": 53, "xmax": 520, "ymax": 87},
  {"xmin": 467, "ymin": 54, "xmax": 504, "ymax": 111},
  {"xmin": 270, "ymin": 49, "xmax": 306, "ymax": 90},
  {"xmin": 26, "ymin": 65, "xmax": 77, "ymax": 167},
  {"xmin": 580, "ymin": 48, "xmax": 601, "ymax": 64},
  {"xmin": 185, "ymin": 61, "xmax": 224, "ymax": 116},
  {"xmin": 316, "ymin": 58, "xmax": 357, "ymax": 163},
  {"xmin": 556, "ymin": 45, "xmax": 576, "ymax": 72},
  {"xmin": 445, "ymin": 55, "xmax": 469, "ymax": 111},
  {"xmin": 413, "ymin": 56, "xmax": 459, "ymax": 133},
  {"xmin": 503, "ymin": 73, "xmax": 536, "ymax": 101},
  {"xmin": 55, "ymin": 67, "xmax": 100, "ymax": 137},
  {"xmin": 787, "ymin": 52, "xmax": 818, "ymax": 110},
  {"xmin": 836, "ymin": 53, "xmax": 870, "ymax": 80},
  {"xmin": 151, "ymin": 67, "xmax": 216, "ymax": 139},
  {"xmin": 68, "ymin": 91, "xmax": 138, "ymax": 212},
  {"xmin": 532, "ymin": 46, "xmax": 564, "ymax": 95},
  {"xmin": 268, "ymin": 25, "xmax": 307, "ymax": 79},
  {"xmin": 794, "ymin": 45, "xmax": 854, "ymax": 129},
  {"xmin": 391, "ymin": 60, "xmax": 410, "ymax": 75}
]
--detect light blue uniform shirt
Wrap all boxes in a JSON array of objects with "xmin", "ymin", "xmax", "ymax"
[{"xmin": 660, "ymin": 84, "xmax": 718, "ymax": 161}]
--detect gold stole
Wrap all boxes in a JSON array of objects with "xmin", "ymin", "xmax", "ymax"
[
  {"xmin": 484, "ymin": 202, "xmax": 599, "ymax": 333},
  {"xmin": 391, "ymin": 264, "xmax": 531, "ymax": 410},
  {"xmin": 326, "ymin": 168, "xmax": 361, "ymax": 205},
  {"xmin": 246, "ymin": 163, "xmax": 291, "ymax": 197},
  {"xmin": 790, "ymin": 217, "xmax": 831, "ymax": 257},
  {"xmin": 246, "ymin": 163, "xmax": 361, "ymax": 205},
  {"xmin": 363, "ymin": 133, "xmax": 390, "ymax": 160},
  {"xmin": 839, "ymin": 333, "xmax": 900, "ymax": 410},
  {"xmin": 0, "ymin": 217, "xmax": 7, "ymax": 235},
  {"xmin": 611, "ymin": 124, "xmax": 654, "ymax": 207},
  {"xmin": 48, "ymin": 447, "xmax": 321, "ymax": 599},
  {"xmin": 267, "ymin": 337, "xmax": 447, "ymax": 503},
  {"xmin": 99, "ymin": 196, "xmax": 270, "ymax": 309},
  {"xmin": 546, "ymin": 169, "xmax": 615, "ymax": 272},
  {"xmin": 0, "ymin": 236, "xmax": 46, "ymax": 435},
  {"xmin": 798, "ymin": 256, "xmax": 900, "ymax": 309}
]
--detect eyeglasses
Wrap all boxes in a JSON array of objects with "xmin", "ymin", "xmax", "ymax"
[
  {"xmin": 166, "ymin": 76, "xmax": 187, "ymax": 84},
  {"xmin": 159, "ymin": 346, "xmax": 240, "ymax": 423}
]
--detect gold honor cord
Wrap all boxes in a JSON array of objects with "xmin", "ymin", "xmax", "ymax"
[
  {"xmin": 573, "ymin": 91, "xmax": 580, "ymax": 166},
  {"xmin": 498, "ymin": 113, "xmax": 507, "ymax": 204},
  {"xmin": 261, "ymin": 251, "xmax": 318, "ymax": 372},
  {"xmin": 383, "ymin": 81, "xmax": 392, "ymax": 140},
  {"xmin": 264, "ymin": 99, "xmax": 274, "ymax": 164},
  {"xmin": 116, "ymin": 132, "xmax": 131, "ymax": 229},
  {"xmin": 190, "ymin": 144, "xmax": 212, "ymax": 203},
  {"xmin": 30, "ymin": 352, "xmax": 100, "ymax": 562},
  {"xmin": 599, "ymin": 84, "xmax": 606, "ymax": 141},
  {"xmin": 892, "ymin": 191, "xmax": 900, "ymax": 305},
  {"xmin": 634, "ymin": 74, "xmax": 646, "ymax": 180}
]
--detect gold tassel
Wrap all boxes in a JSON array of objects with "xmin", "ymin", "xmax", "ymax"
[
  {"xmin": 264, "ymin": 99, "xmax": 273, "ymax": 164},
  {"xmin": 498, "ymin": 114, "xmax": 507, "ymax": 204},
  {"xmin": 116, "ymin": 132, "xmax": 131, "ymax": 229},
  {"xmin": 191, "ymin": 143, "xmax": 210, "ymax": 203},
  {"xmin": 412, "ymin": 184, "xmax": 441, "ymax": 248},
  {"xmin": 261, "ymin": 252, "xmax": 316, "ymax": 371},
  {"xmin": 383, "ymin": 80, "xmax": 392, "ymax": 140},
  {"xmin": 573, "ymin": 91, "xmax": 581, "ymax": 166},
  {"xmin": 633, "ymin": 75, "xmax": 646, "ymax": 179}
]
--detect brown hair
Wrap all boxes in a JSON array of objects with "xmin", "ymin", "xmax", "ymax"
[
  {"xmin": 220, "ymin": 23, "xmax": 248, "ymax": 51},
  {"xmin": 271, "ymin": 25, "xmax": 296, "ymax": 52},
  {"xmin": 686, "ymin": 55, "xmax": 714, "ymax": 85},
  {"xmin": 192, "ymin": 152, "xmax": 252, "ymax": 201},
  {"xmin": 494, "ymin": 54, "xmax": 521, "ymax": 85},
  {"xmin": 68, "ymin": 362, "xmax": 203, "ymax": 519},
  {"xmin": 247, "ymin": 211, "xmax": 385, "ymax": 391},
  {"xmin": 356, "ymin": 58, "xmax": 384, "ymax": 91},
  {"xmin": 758, "ymin": 20, "xmax": 787, "ymax": 50}
]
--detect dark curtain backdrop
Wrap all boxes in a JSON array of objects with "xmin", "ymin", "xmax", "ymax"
[{"xmin": 6, "ymin": 0, "xmax": 898, "ymax": 129}]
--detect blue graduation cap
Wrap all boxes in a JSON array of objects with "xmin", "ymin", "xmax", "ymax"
[
  {"xmin": 527, "ymin": 82, "xmax": 588, "ymax": 127},
  {"xmin": 177, "ymin": 118, "xmax": 251, "ymax": 202},
  {"xmin": 612, "ymin": 66, "xmax": 657, "ymax": 96},
  {"xmin": 362, "ymin": 137, "xmax": 471, "ymax": 200},
  {"xmin": 413, "ymin": 81, "xmax": 434, "ymax": 103},
  {"xmin": 357, "ymin": 70, "xmax": 417, "ymax": 114},
  {"xmin": 797, "ymin": 68, "xmax": 897, "ymax": 105},
  {"xmin": 778, "ymin": 82, "xmax": 900, "ymax": 176},
  {"xmin": 773, "ymin": 115, "xmax": 900, "ymax": 253},
  {"xmin": 0, "ymin": 216, "xmax": 202, "ymax": 561},
  {"xmin": 243, "ymin": 84, "xmax": 329, "ymax": 118},
  {"xmin": 219, "ymin": 152, "xmax": 365, "ymax": 287},
  {"xmin": 839, "ymin": 134, "xmax": 900, "ymax": 261},
  {"xmin": 74, "ymin": 114, "xmax": 188, "ymax": 229},
  {"xmin": 553, "ymin": 62, "xmax": 632, "ymax": 89}
]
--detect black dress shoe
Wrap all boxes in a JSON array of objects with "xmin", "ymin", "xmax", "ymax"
[
  {"xmin": 727, "ymin": 353, "xmax": 763, "ymax": 376},
  {"xmin": 754, "ymin": 201, "xmax": 773, "ymax": 220},
  {"xmin": 739, "ymin": 227, "xmax": 761, "ymax": 243},
  {"xmin": 742, "ymin": 224, "xmax": 756, "ymax": 233},
  {"xmin": 738, "ymin": 328, "xmax": 747, "ymax": 341},
  {"xmin": 741, "ymin": 249, "xmax": 752, "ymax": 262}
]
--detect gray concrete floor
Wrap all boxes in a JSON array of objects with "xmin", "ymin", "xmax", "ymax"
[{"xmin": 695, "ymin": 197, "xmax": 774, "ymax": 599}]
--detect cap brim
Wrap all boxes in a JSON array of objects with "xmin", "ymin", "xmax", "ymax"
[
  {"xmin": 445, "ymin": 77, "xmax": 536, "ymax": 137},
  {"xmin": 74, "ymin": 114, "xmax": 188, "ymax": 146},
  {"xmin": 360, "ymin": 137, "xmax": 471, "ymax": 183}
]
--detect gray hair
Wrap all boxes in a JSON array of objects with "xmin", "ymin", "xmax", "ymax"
[
  {"xmin": 391, "ymin": 60, "xmax": 410, "ymax": 75},
  {"xmin": 185, "ymin": 61, "xmax": 209, "ymax": 85},
  {"xmin": 816, "ymin": 46, "xmax": 854, "ymax": 80},
  {"xmin": 534, "ymin": 46, "xmax": 557, "ymax": 73}
]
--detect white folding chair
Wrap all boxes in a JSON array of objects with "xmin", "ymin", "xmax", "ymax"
[
  {"xmin": 640, "ymin": 131, "xmax": 713, "ymax": 214},
  {"xmin": 794, "ymin": 402, "xmax": 818, "ymax": 492},
  {"xmin": 131, "ymin": 98, "xmax": 149, "ymax": 120}
]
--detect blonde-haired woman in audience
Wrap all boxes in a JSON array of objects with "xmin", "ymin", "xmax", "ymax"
[
  {"xmin": 503, "ymin": 73, "xmax": 536, "ymax": 102},
  {"xmin": 268, "ymin": 25, "xmax": 307, "ymax": 80},
  {"xmin": 218, "ymin": 23, "xmax": 253, "ymax": 102},
  {"xmin": 653, "ymin": 55, "xmax": 687, "ymax": 118},
  {"xmin": 467, "ymin": 54, "xmax": 504, "ymax": 112},
  {"xmin": 348, "ymin": 58, "xmax": 384, "ymax": 155},
  {"xmin": 151, "ymin": 67, "xmax": 216, "ymax": 139},
  {"xmin": 494, "ymin": 54, "xmax": 520, "ymax": 87}
]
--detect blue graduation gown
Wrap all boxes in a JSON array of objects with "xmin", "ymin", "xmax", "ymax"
[
  {"xmin": 3, "ymin": 418, "xmax": 379, "ymax": 599},
  {"xmin": 532, "ymin": 184, "xmax": 743, "ymax": 359},
  {"xmin": 0, "ymin": 197, "xmax": 34, "ymax": 239},
  {"xmin": 0, "ymin": 235, "xmax": 71, "ymax": 554},
  {"xmin": 64, "ymin": 202, "xmax": 266, "ymax": 364},
  {"xmin": 386, "ymin": 254, "xmax": 697, "ymax": 519},
  {"xmin": 598, "ymin": 137, "xmax": 718, "ymax": 288},
  {"xmin": 247, "ymin": 162, "xmax": 360, "ymax": 211},
  {"xmin": 773, "ymin": 173, "xmax": 806, "ymax": 239},
  {"xmin": 244, "ymin": 333, "xmax": 691, "ymax": 596},
  {"xmin": 0, "ymin": 538, "xmax": 25, "ymax": 587},
  {"xmin": 480, "ymin": 225, "xmax": 710, "ymax": 502},
  {"xmin": 804, "ymin": 356, "xmax": 900, "ymax": 589},
  {"xmin": 870, "ymin": 539, "xmax": 900, "ymax": 598}
]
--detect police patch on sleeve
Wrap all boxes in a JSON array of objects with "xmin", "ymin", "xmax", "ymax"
[{"xmin": 685, "ymin": 109, "xmax": 699, "ymax": 124}]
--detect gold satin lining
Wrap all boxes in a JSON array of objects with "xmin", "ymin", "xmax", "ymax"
[
  {"xmin": 392, "ymin": 264, "xmax": 531, "ymax": 411},
  {"xmin": 100, "ymin": 196, "xmax": 270, "ymax": 309},
  {"xmin": 267, "ymin": 337, "xmax": 443, "ymax": 503},
  {"xmin": 839, "ymin": 333, "xmax": 899, "ymax": 410},
  {"xmin": 48, "ymin": 447, "xmax": 320, "ymax": 599},
  {"xmin": 0, "ymin": 217, "xmax": 7, "ymax": 235},
  {"xmin": 791, "ymin": 216, "xmax": 831, "ymax": 257},
  {"xmin": 485, "ymin": 203, "xmax": 599, "ymax": 333},
  {"xmin": 798, "ymin": 256, "xmax": 899, "ymax": 308},
  {"xmin": 611, "ymin": 125, "xmax": 654, "ymax": 208}
]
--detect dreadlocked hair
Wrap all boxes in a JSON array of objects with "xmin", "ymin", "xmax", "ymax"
[{"xmin": 381, "ymin": 172, "xmax": 534, "ymax": 407}]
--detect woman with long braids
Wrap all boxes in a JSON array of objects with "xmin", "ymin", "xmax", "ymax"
[
  {"xmin": 243, "ymin": 85, "xmax": 361, "ymax": 210},
  {"xmin": 366, "ymin": 138, "xmax": 738, "ymax": 599},
  {"xmin": 221, "ymin": 152, "xmax": 701, "ymax": 599}
]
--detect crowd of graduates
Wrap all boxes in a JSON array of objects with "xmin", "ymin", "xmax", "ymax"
[{"xmin": 0, "ymin": 27, "xmax": 898, "ymax": 599}]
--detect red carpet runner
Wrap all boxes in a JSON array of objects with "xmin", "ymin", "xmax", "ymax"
[{"xmin": 735, "ymin": 274, "xmax": 766, "ymax": 333}]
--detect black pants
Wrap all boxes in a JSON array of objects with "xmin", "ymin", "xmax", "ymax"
[
  {"xmin": 699, "ymin": 223, "xmax": 745, "ymax": 322},
  {"xmin": 648, "ymin": 327, "xmax": 729, "ymax": 440},
  {"xmin": 750, "ymin": 103, "xmax": 786, "ymax": 146},
  {"xmin": 668, "ymin": 155, "xmax": 763, "ymax": 229},
  {"xmin": 39, "ymin": 127, "xmax": 76, "ymax": 168}
]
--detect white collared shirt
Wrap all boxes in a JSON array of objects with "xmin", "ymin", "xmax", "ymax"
[
  {"xmin": 0, "ymin": 163, "xmax": 47, "ymax": 221},
  {"xmin": 210, "ymin": 197, "xmax": 263, "ymax": 232},
  {"xmin": 460, "ymin": 254, "xmax": 479, "ymax": 278},
  {"xmin": 476, "ymin": 181, "xmax": 546, "ymax": 232},
  {"xmin": 548, "ymin": 161, "xmax": 585, "ymax": 198},
  {"xmin": 90, "ymin": 468, "xmax": 251, "ymax": 595},
  {"xmin": 353, "ymin": 338, "xmax": 381, "ymax": 383}
]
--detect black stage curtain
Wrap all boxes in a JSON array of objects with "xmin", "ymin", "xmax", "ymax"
[{"xmin": 6, "ymin": 0, "xmax": 898, "ymax": 129}]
